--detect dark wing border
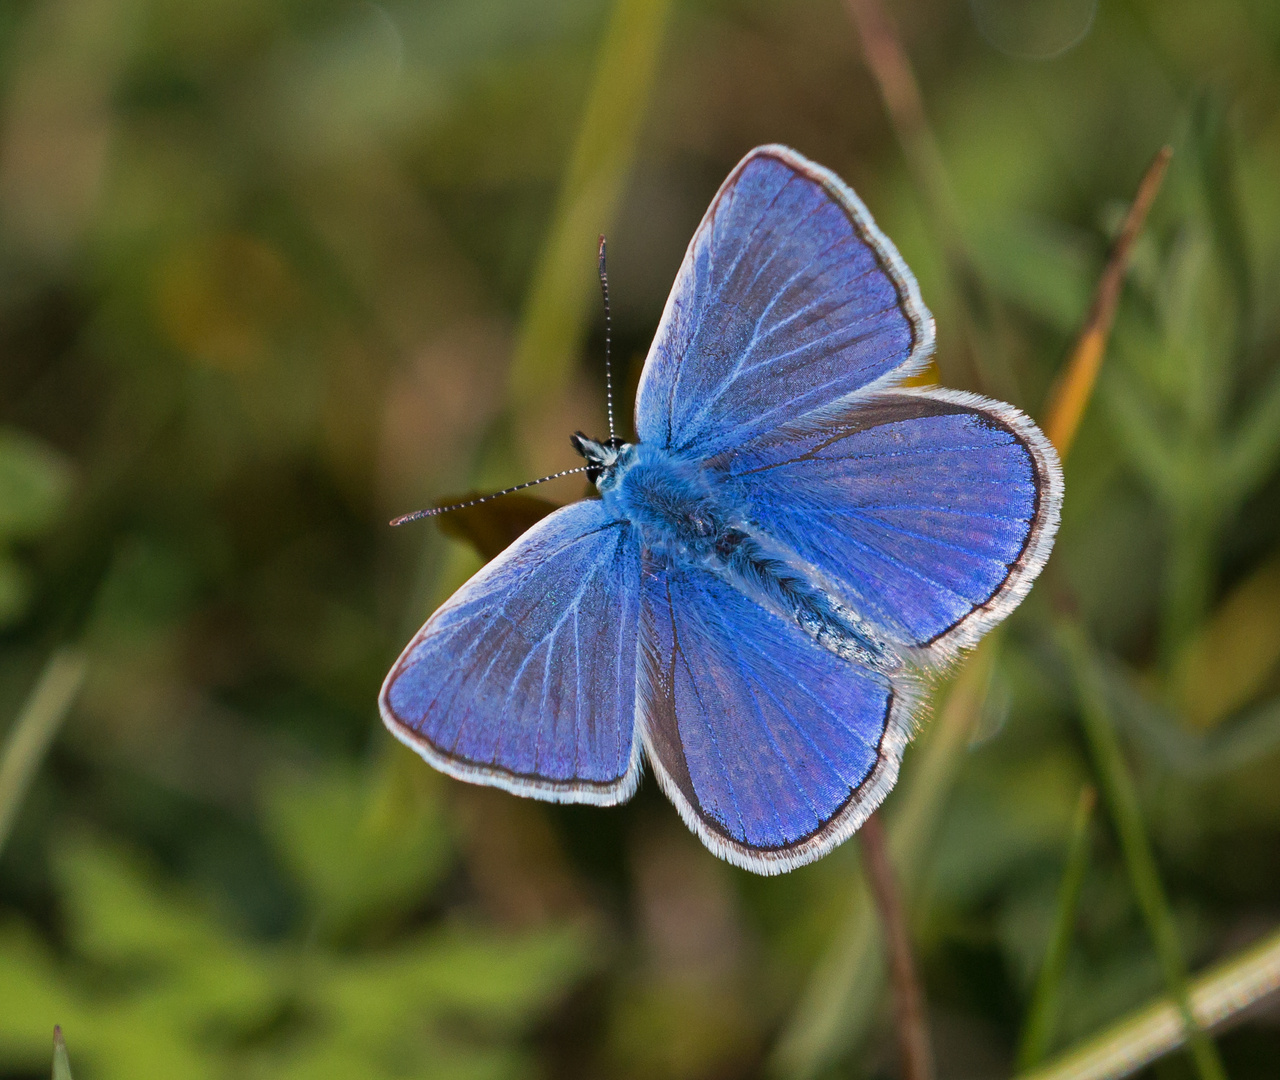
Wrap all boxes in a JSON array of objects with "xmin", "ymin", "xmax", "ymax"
[{"xmin": 880, "ymin": 387, "xmax": 1064, "ymax": 663}]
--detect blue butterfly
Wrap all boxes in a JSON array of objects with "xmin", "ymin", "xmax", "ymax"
[{"xmin": 380, "ymin": 145, "xmax": 1063, "ymax": 874}]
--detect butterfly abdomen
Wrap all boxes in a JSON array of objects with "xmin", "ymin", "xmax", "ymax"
[
  {"xmin": 718, "ymin": 529, "xmax": 894, "ymax": 670},
  {"xmin": 604, "ymin": 442, "xmax": 893, "ymax": 671}
]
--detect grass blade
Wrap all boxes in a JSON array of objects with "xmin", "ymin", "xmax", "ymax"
[
  {"xmin": 1221, "ymin": 366, "xmax": 1280, "ymax": 503},
  {"xmin": 506, "ymin": 0, "xmax": 673, "ymax": 420},
  {"xmin": 1059, "ymin": 621, "xmax": 1228, "ymax": 1080},
  {"xmin": 0, "ymin": 648, "xmax": 86, "ymax": 859},
  {"xmin": 52, "ymin": 1026, "xmax": 73, "ymax": 1080},
  {"xmin": 1017, "ymin": 785, "xmax": 1098, "ymax": 1071},
  {"xmin": 1018, "ymin": 926, "xmax": 1280, "ymax": 1080},
  {"xmin": 1044, "ymin": 146, "xmax": 1172, "ymax": 457},
  {"xmin": 1191, "ymin": 93, "xmax": 1252, "ymax": 345}
]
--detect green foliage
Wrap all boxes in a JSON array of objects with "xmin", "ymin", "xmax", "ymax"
[
  {"xmin": 1103, "ymin": 105, "xmax": 1280, "ymax": 665},
  {"xmin": 1015, "ymin": 785, "xmax": 1096, "ymax": 1072},
  {"xmin": 0, "ymin": 428, "xmax": 73, "ymax": 627},
  {"xmin": 0, "ymin": 753, "xmax": 591, "ymax": 1079},
  {"xmin": 261, "ymin": 756, "xmax": 452, "ymax": 942}
]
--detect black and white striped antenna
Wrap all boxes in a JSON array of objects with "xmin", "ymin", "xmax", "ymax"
[
  {"xmin": 389, "ymin": 467, "xmax": 590, "ymax": 526},
  {"xmin": 598, "ymin": 235, "xmax": 617, "ymax": 445}
]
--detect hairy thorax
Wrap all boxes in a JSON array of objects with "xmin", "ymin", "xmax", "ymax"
[{"xmin": 597, "ymin": 441, "xmax": 894, "ymax": 671}]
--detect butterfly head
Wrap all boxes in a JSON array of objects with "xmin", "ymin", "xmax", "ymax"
[{"xmin": 571, "ymin": 432, "xmax": 630, "ymax": 488}]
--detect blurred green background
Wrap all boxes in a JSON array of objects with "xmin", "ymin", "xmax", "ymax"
[{"xmin": 1, "ymin": 0, "xmax": 1279, "ymax": 1077}]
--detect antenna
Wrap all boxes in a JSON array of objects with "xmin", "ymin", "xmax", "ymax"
[
  {"xmin": 598, "ymin": 235, "xmax": 617, "ymax": 444},
  {"xmin": 389, "ymin": 466, "xmax": 590, "ymax": 526},
  {"xmin": 393, "ymin": 242, "xmax": 620, "ymax": 529}
]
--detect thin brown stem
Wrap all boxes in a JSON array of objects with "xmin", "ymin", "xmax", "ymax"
[
  {"xmin": 844, "ymin": 0, "xmax": 1018, "ymax": 402},
  {"xmin": 1044, "ymin": 146, "xmax": 1172, "ymax": 458},
  {"xmin": 844, "ymin": 0, "xmax": 956, "ymax": 249},
  {"xmin": 861, "ymin": 812, "xmax": 935, "ymax": 1080}
]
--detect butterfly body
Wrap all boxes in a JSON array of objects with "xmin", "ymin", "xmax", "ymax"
[
  {"xmin": 382, "ymin": 145, "xmax": 1063, "ymax": 874},
  {"xmin": 581, "ymin": 433, "xmax": 895, "ymax": 671}
]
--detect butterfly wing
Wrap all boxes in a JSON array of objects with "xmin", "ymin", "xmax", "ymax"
[
  {"xmin": 638, "ymin": 553, "xmax": 918, "ymax": 874},
  {"xmin": 380, "ymin": 500, "xmax": 643, "ymax": 804},
  {"xmin": 709, "ymin": 387, "xmax": 1063, "ymax": 660},
  {"xmin": 634, "ymin": 144, "xmax": 933, "ymax": 458}
]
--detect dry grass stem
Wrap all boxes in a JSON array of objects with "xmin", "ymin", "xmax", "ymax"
[
  {"xmin": 1019, "ymin": 926, "xmax": 1280, "ymax": 1080},
  {"xmin": 861, "ymin": 812, "xmax": 935, "ymax": 1080},
  {"xmin": 1045, "ymin": 146, "xmax": 1173, "ymax": 457}
]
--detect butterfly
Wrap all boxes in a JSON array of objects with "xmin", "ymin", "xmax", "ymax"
[{"xmin": 380, "ymin": 145, "xmax": 1063, "ymax": 875}]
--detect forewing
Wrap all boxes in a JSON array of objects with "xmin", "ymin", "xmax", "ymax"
[
  {"xmin": 380, "ymin": 500, "xmax": 642, "ymax": 804},
  {"xmin": 711, "ymin": 387, "xmax": 1063, "ymax": 658},
  {"xmin": 634, "ymin": 144, "xmax": 933, "ymax": 458},
  {"xmin": 638, "ymin": 554, "xmax": 917, "ymax": 874}
]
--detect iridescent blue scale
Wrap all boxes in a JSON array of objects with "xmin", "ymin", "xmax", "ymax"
[{"xmin": 381, "ymin": 145, "xmax": 1063, "ymax": 874}]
